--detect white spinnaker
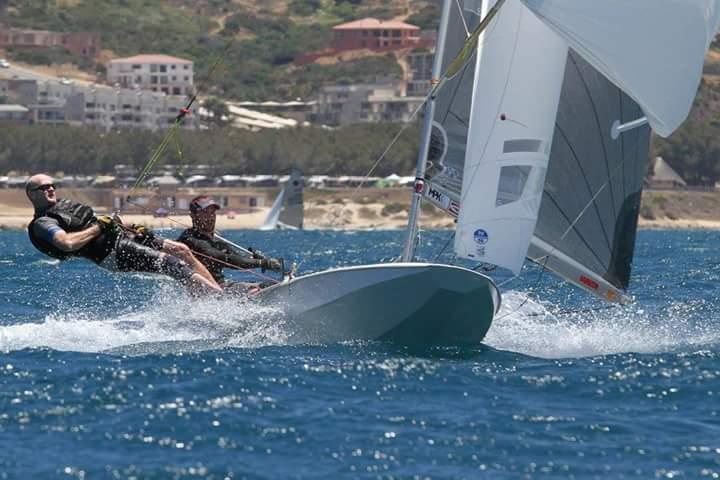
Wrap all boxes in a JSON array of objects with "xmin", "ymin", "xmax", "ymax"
[
  {"xmin": 520, "ymin": 0, "xmax": 720, "ymax": 138},
  {"xmin": 454, "ymin": 0, "xmax": 567, "ymax": 274}
]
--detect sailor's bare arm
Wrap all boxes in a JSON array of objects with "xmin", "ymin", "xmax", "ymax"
[{"xmin": 51, "ymin": 224, "xmax": 102, "ymax": 252}]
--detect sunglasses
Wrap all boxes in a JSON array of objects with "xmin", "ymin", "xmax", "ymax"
[{"xmin": 31, "ymin": 183, "xmax": 55, "ymax": 192}]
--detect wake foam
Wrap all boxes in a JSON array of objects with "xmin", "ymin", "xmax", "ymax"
[
  {"xmin": 0, "ymin": 288, "xmax": 289, "ymax": 354},
  {"xmin": 485, "ymin": 291, "xmax": 720, "ymax": 359}
]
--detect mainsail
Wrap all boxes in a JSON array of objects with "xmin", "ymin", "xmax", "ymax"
[
  {"xmin": 425, "ymin": 0, "xmax": 481, "ymax": 216},
  {"xmin": 520, "ymin": 0, "xmax": 720, "ymax": 137},
  {"xmin": 260, "ymin": 168, "xmax": 304, "ymax": 230},
  {"xmin": 528, "ymin": 51, "xmax": 651, "ymax": 304},
  {"xmin": 421, "ymin": 2, "xmax": 653, "ymax": 303},
  {"xmin": 423, "ymin": 0, "xmax": 483, "ymax": 217},
  {"xmin": 453, "ymin": 0, "xmax": 567, "ymax": 274}
]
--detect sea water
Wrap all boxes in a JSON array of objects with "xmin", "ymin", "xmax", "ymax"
[{"xmin": 1, "ymin": 229, "xmax": 719, "ymax": 479}]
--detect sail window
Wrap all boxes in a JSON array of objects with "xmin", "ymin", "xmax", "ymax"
[
  {"xmin": 496, "ymin": 165, "xmax": 531, "ymax": 206},
  {"xmin": 503, "ymin": 139, "xmax": 543, "ymax": 154}
]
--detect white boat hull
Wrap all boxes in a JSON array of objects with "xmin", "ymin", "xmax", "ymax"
[{"xmin": 254, "ymin": 263, "xmax": 500, "ymax": 346}]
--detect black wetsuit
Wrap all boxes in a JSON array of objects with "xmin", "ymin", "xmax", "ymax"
[
  {"xmin": 177, "ymin": 228, "xmax": 263, "ymax": 285},
  {"xmin": 29, "ymin": 199, "xmax": 194, "ymax": 282}
]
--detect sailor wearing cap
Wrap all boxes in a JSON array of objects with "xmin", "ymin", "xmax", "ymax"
[{"xmin": 177, "ymin": 195, "xmax": 283, "ymax": 288}]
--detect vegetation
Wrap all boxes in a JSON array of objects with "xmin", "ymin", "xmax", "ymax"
[
  {"xmin": 2, "ymin": 1, "xmax": 720, "ymax": 183},
  {"xmin": 0, "ymin": 122, "xmax": 420, "ymax": 176},
  {"xmin": 0, "ymin": 0, "xmax": 424, "ymax": 100},
  {"xmin": 652, "ymin": 79, "xmax": 720, "ymax": 186}
]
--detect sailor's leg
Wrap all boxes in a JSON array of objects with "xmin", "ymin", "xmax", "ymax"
[
  {"xmin": 114, "ymin": 238, "xmax": 221, "ymax": 293},
  {"xmin": 160, "ymin": 239, "xmax": 220, "ymax": 289}
]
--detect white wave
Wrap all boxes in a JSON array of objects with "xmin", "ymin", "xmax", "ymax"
[
  {"xmin": 0, "ymin": 289, "xmax": 289, "ymax": 354},
  {"xmin": 485, "ymin": 291, "xmax": 720, "ymax": 359}
]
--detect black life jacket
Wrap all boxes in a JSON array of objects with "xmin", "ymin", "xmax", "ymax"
[{"xmin": 27, "ymin": 198, "xmax": 116, "ymax": 263}]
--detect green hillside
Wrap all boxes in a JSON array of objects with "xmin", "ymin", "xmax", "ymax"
[
  {"xmin": 3, "ymin": 1, "xmax": 720, "ymax": 184},
  {"xmin": 1, "ymin": 0, "xmax": 436, "ymax": 99}
]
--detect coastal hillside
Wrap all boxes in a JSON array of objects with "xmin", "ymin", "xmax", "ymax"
[
  {"xmin": 2, "ymin": 1, "xmax": 720, "ymax": 185},
  {"xmin": 0, "ymin": 0, "xmax": 437, "ymax": 99}
]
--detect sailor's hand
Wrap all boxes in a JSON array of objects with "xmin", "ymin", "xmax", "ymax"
[
  {"xmin": 135, "ymin": 225, "xmax": 163, "ymax": 249},
  {"xmin": 261, "ymin": 257, "xmax": 283, "ymax": 273},
  {"xmin": 96, "ymin": 215, "xmax": 117, "ymax": 233}
]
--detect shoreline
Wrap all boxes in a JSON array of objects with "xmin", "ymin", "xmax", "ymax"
[{"xmin": 3, "ymin": 211, "xmax": 720, "ymax": 231}]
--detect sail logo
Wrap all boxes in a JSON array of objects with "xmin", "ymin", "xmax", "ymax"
[
  {"xmin": 427, "ymin": 187, "xmax": 444, "ymax": 202},
  {"xmin": 473, "ymin": 229, "xmax": 489, "ymax": 245}
]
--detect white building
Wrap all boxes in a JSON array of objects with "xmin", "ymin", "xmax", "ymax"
[
  {"xmin": 311, "ymin": 81, "xmax": 425, "ymax": 126},
  {"xmin": 83, "ymin": 86, "xmax": 199, "ymax": 130},
  {"xmin": 106, "ymin": 54, "xmax": 194, "ymax": 96}
]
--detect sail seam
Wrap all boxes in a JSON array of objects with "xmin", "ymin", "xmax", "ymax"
[
  {"xmin": 571, "ymin": 54, "xmax": 618, "ymax": 224},
  {"xmin": 554, "ymin": 123, "xmax": 613, "ymax": 259},
  {"xmin": 540, "ymin": 192, "xmax": 607, "ymax": 270}
]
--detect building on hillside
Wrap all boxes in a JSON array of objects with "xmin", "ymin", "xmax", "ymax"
[
  {"xmin": 0, "ymin": 105, "xmax": 30, "ymax": 124},
  {"xmin": 0, "ymin": 78, "xmax": 198, "ymax": 130},
  {"xmin": 406, "ymin": 49, "xmax": 434, "ymax": 96},
  {"xmin": 106, "ymin": 54, "xmax": 194, "ymax": 96},
  {"xmin": 83, "ymin": 86, "xmax": 198, "ymax": 130},
  {"xmin": 294, "ymin": 18, "xmax": 434, "ymax": 65},
  {"xmin": 646, "ymin": 156, "xmax": 687, "ymax": 190},
  {"xmin": 0, "ymin": 26, "xmax": 100, "ymax": 57},
  {"xmin": 310, "ymin": 80, "xmax": 424, "ymax": 126},
  {"xmin": 332, "ymin": 18, "xmax": 421, "ymax": 51}
]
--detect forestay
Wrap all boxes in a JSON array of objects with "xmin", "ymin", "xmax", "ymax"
[
  {"xmin": 454, "ymin": 0, "xmax": 567, "ymax": 274},
  {"xmin": 520, "ymin": 0, "xmax": 720, "ymax": 137},
  {"xmin": 528, "ymin": 51, "xmax": 651, "ymax": 304}
]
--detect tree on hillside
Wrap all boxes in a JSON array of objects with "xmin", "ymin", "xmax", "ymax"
[{"xmin": 202, "ymin": 97, "xmax": 230, "ymax": 127}]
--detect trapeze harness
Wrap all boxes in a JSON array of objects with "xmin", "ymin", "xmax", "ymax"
[
  {"xmin": 27, "ymin": 199, "xmax": 194, "ymax": 282},
  {"xmin": 27, "ymin": 199, "xmax": 116, "ymax": 263}
]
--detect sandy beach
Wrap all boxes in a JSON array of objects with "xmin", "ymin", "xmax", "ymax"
[
  {"xmin": 2, "ymin": 202, "xmax": 719, "ymax": 231},
  {"xmin": 3, "ymin": 188, "xmax": 720, "ymax": 231}
]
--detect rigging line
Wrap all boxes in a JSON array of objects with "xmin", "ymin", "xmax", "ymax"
[
  {"xmin": 453, "ymin": 1, "xmax": 518, "ymax": 255},
  {"xmin": 560, "ymin": 131, "xmax": 642, "ymax": 241},
  {"xmin": 433, "ymin": 230, "xmax": 455, "ymax": 261},
  {"xmin": 294, "ymin": 92, "xmax": 433, "ymax": 270},
  {"xmin": 453, "ymin": 0, "xmax": 471, "ymax": 37},
  {"xmin": 494, "ymin": 254, "xmax": 550, "ymax": 321},
  {"xmin": 553, "ymin": 127, "xmax": 613, "ymax": 254},
  {"xmin": 118, "ymin": 198, "xmax": 281, "ymax": 284},
  {"xmin": 122, "ymin": 36, "xmax": 237, "ymax": 209},
  {"xmin": 301, "ymin": 1, "xmax": 508, "ymax": 267},
  {"xmin": 573, "ymin": 54, "xmax": 618, "ymax": 222},
  {"xmin": 557, "ymin": 58, "xmax": 613, "ymax": 252}
]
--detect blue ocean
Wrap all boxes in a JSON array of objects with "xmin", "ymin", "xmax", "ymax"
[{"xmin": 1, "ymin": 228, "xmax": 719, "ymax": 479}]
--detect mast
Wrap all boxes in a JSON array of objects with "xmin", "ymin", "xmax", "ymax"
[{"xmin": 401, "ymin": 0, "xmax": 453, "ymax": 262}]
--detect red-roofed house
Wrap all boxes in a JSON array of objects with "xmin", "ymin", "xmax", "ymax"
[
  {"xmin": 332, "ymin": 18, "xmax": 421, "ymax": 50},
  {"xmin": 0, "ymin": 25, "xmax": 100, "ymax": 58},
  {"xmin": 106, "ymin": 54, "xmax": 194, "ymax": 96},
  {"xmin": 295, "ymin": 18, "xmax": 432, "ymax": 65}
]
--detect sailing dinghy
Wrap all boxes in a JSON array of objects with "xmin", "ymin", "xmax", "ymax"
[
  {"xmin": 253, "ymin": 0, "xmax": 720, "ymax": 347},
  {"xmin": 259, "ymin": 167, "xmax": 304, "ymax": 230}
]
